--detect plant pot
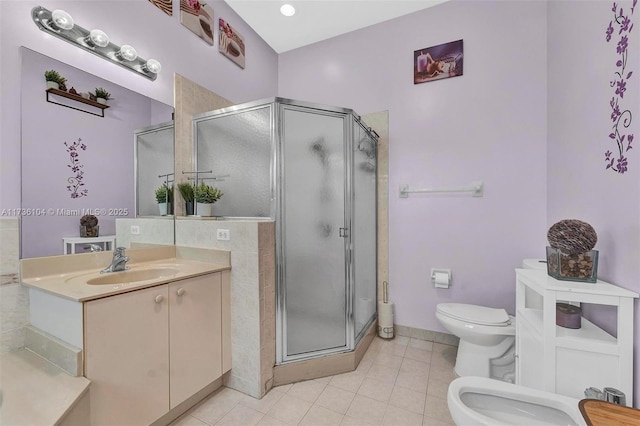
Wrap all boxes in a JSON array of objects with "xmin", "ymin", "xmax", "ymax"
[
  {"xmin": 158, "ymin": 202, "xmax": 174, "ymax": 216},
  {"xmin": 46, "ymin": 81, "xmax": 60, "ymax": 90},
  {"xmin": 185, "ymin": 201, "xmax": 195, "ymax": 216},
  {"xmin": 96, "ymin": 97, "xmax": 107, "ymax": 105},
  {"xmin": 196, "ymin": 202, "xmax": 213, "ymax": 217}
]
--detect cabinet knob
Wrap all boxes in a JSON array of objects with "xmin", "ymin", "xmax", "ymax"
[
  {"xmin": 176, "ymin": 288, "xmax": 185, "ymax": 297},
  {"xmin": 154, "ymin": 295, "xmax": 164, "ymax": 303}
]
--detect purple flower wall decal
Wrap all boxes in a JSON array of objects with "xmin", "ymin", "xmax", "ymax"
[
  {"xmin": 64, "ymin": 138, "xmax": 88, "ymax": 198},
  {"xmin": 617, "ymin": 156, "xmax": 628, "ymax": 173},
  {"xmin": 606, "ymin": 21, "xmax": 614, "ymax": 40},
  {"xmin": 617, "ymin": 34, "xmax": 629, "ymax": 52},
  {"xmin": 605, "ymin": 2, "xmax": 635, "ymax": 174},
  {"xmin": 615, "ymin": 79, "xmax": 627, "ymax": 97}
]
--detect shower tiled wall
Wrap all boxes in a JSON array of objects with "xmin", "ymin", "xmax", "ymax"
[
  {"xmin": 115, "ymin": 217, "xmax": 175, "ymax": 248},
  {"xmin": 175, "ymin": 219, "xmax": 275, "ymax": 398},
  {"xmin": 362, "ymin": 111, "xmax": 389, "ymax": 303},
  {"xmin": 0, "ymin": 217, "xmax": 28, "ymax": 353}
]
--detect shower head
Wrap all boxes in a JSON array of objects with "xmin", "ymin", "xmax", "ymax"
[
  {"xmin": 309, "ymin": 138, "xmax": 329, "ymax": 166},
  {"xmin": 357, "ymin": 138, "xmax": 376, "ymax": 159}
]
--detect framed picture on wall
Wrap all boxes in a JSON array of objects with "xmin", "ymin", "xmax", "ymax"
[
  {"xmin": 414, "ymin": 39, "xmax": 463, "ymax": 84},
  {"xmin": 148, "ymin": 0, "xmax": 172, "ymax": 16},
  {"xmin": 180, "ymin": 0, "xmax": 214, "ymax": 45},
  {"xmin": 219, "ymin": 18, "xmax": 246, "ymax": 69}
]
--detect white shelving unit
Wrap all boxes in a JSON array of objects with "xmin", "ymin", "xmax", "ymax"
[
  {"xmin": 515, "ymin": 268, "xmax": 638, "ymax": 405},
  {"xmin": 62, "ymin": 235, "xmax": 116, "ymax": 254}
]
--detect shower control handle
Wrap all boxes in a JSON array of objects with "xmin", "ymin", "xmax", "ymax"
[{"xmin": 339, "ymin": 227, "xmax": 349, "ymax": 238}]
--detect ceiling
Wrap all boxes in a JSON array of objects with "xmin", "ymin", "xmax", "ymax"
[{"xmin": 223, "ymin": 0, "xmax": 449, "ymax": 53}]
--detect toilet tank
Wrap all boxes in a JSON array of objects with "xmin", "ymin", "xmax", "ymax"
[{"xmin": 522, "ymin": 259, "xmax": 546, "ymax": 270}]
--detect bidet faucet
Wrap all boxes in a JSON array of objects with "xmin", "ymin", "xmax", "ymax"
[
  {"xmin": 603, "ymin": 387, "xmax": 626, "ymax": 406},
  {"xmin": 101, "ymin": 247, "xmax": 130, "ymax": 273}
]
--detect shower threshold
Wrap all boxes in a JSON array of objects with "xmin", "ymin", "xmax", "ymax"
[{"xmin": 272, "ymin": 321, "xmax": 376, "ymax": 386}]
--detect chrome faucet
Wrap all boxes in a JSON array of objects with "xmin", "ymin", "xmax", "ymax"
[{"xmin": 101, "ymin": 247, "xmax": 130, "ymax": 273}]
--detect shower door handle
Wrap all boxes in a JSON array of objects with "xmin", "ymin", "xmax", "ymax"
[{"xmin": 339, "ymin": 227, "xmax": 349, "ymax": 238}]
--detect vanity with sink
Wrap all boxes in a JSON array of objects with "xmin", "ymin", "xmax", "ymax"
[{"xmin": 21, "ymin": 245, "xmax": 232, "ymax": 425}]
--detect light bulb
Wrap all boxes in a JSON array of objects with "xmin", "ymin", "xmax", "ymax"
[
  {"xmin": 116, "ymin": 45, "xmax": 137, "ymax": 61},
  {"xmin": 143, "ymin": 59, "xmax": 162, "ymax": 74},
  {"xmin": 86, "ymin": 29, "xmax": 109, "ymax": 48},
  {"xmin": 51, "ymin": 9, "xmax": 74, "ymax": 30},
  {"xmin": 280, "ymin": 4, "xmax": 295, "ymax": 17}
]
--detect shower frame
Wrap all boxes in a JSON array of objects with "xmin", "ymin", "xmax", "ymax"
[{"xmin": 192, "ymin": 97, "xmax": 378, "ymax": 364}]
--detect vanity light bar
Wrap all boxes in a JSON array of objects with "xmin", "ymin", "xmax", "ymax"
[{"xmin": 32, "ymin": 6, "xmax": 160, "ymax": 81}]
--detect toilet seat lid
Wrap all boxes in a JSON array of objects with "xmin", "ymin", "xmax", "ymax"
[{"xmin": 437, "ymin": 303, "xmax": 510, "ymax": 326}]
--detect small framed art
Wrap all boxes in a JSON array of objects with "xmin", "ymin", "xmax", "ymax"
[
  {"xmin": 180, "ymin": 0, "xmax": 214, "ymax": 45},
  {"xmin": 219, "ymin": 18, "xmax": 246, "ymax": 69},
  {"xmin": 414, "ymin": 39, "xmax": 463, "ymax": 84}
]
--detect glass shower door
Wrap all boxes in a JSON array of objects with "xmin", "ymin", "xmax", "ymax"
[{"xmin": 280, "ymin": 105, "xmax": 348, "ymax": 359}]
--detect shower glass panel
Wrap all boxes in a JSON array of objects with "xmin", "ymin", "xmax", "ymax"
[
  {"xmin": 135, "ymin": 122, "xmax": 174, "ymax": 216},
  {"xmin": 352, "ymin": 123, "xmax": 377, "ymax": 339},
  {"xmin": 195, "ymin": 105, "xmax": 272, "ymax": 217},
  {"xmin": 281, "ymin": 106, "xmax": 347, "ymax": 357}
]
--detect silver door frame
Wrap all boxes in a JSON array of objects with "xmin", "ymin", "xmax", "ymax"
[{"xmin": 276, "ymin": 102, "xmax": 353, "ymax": 363}]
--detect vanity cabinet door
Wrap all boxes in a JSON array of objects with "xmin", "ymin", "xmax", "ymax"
[
  {"xmin": 85, "ymin": 284, "xmax": 170, "ymax": 426},
  {"xmin": 169, "ymin": 273, "xmax": 222, "ymax": 408}
]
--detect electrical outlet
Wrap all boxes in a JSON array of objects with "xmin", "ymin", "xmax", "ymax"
[
  {"xmin": 216, "ymin": 229, "xmax": 230, "ymax": 241},
  {"xmin": 130, "ymin": 225, "xmax": 140, "ymax": 235}
]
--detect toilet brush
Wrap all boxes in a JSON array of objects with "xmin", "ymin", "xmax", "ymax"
[{"xmin": 378, "ymin": 281, "xmax": 394, "ymax": 339}]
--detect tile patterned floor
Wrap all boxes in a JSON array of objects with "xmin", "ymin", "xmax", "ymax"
[{"xmin": 172, "ymin": 336, "xmax": 458, "ymax": 426}]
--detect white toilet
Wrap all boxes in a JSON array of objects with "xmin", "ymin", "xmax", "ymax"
[
  {"xmin": 435, "ymin": 259, "xmax": 547, "ymax": 380},
  {"xmin": 447, "ymin": 376, "xmax": 586, "ymax": 426},
  {"xmin": 436, "ymin": 303, "xmax": 516, "ymax": 380}
]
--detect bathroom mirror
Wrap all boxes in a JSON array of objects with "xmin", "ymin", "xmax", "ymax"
[{"xmin": 20, "ymin": 47, "xmax": 175, "ymax": 258}]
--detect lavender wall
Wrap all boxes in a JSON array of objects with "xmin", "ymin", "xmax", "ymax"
[
  {"xmin": 547, "ymin": 0, "xmax": 640, "ymax": 406},
  {"xmin": 0, "ymin": 0, "xmax": 278, "ymax": 211},
  {"xmin": 279, "ymin": 1, "xmax": 548, "ymax": 330}
]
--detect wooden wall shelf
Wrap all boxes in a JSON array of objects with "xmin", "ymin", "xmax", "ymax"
[{"xmin": 46, "ymin": 88, "xmax": 110, "ymax": 118}]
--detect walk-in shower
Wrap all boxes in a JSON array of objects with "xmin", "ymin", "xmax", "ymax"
[{"xmin": 193, "ymin": 98, "xmax": 377, "ymax": 363}]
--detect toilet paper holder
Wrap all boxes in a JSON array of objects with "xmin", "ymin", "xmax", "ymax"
[{"xmin": 431, "ymin": 268, "xmax": 451, "ymax": 288}]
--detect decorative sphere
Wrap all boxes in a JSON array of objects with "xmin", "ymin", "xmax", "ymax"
[
  {"xmin": 81, "ymin": 214, "xmax": 99, "ymax": 227},
  {"xmin": 547, "ymin": 219, "xmax": 597, "ymax": 255}
]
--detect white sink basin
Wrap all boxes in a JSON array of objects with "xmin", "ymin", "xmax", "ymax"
[{"xmin": 86, "ymin": 268, "xmax": 179, "ymax": 285}]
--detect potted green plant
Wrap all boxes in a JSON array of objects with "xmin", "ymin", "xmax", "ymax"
[
  {"xmin": 194, "ymin": 182, "xmax": 223, "ymax": 216},
  {"xmin": 155, "ymin": 183, "xmax": 173, "ymax": 216},
  {"xmin": 93, "ymin": 87, "xmax": 111, "ymax": 105},
  {"xmin": 44, "ymin": 69, "xmax": 67, "ymax": 90},
  {"xmin": 177, "ymin": 182, "xmax": 195, "ymax": 215}
]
